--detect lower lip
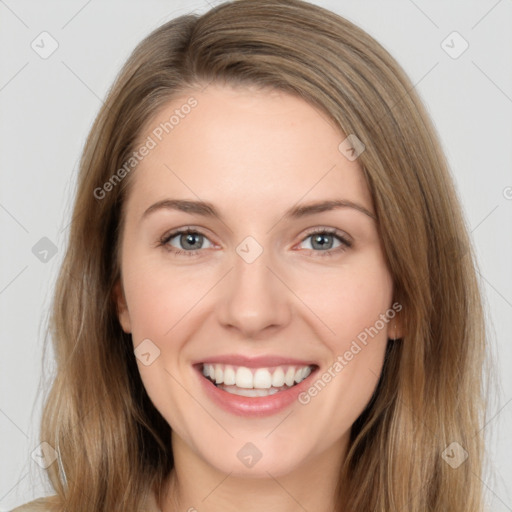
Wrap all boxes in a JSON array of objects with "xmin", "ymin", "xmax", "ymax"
[{"xmin": 196, "ymin": 366, "xmax": 318, "ymax": 417}]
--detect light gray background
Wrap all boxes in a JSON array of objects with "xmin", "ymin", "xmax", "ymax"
[{"xmin": 1, "ymin": 0, "xmax": 511, "ymax": 509}]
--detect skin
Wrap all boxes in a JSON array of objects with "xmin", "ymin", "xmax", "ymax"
[{"xmin": 114, "ymin": 83, "xmax": 402, "ymax": 512}]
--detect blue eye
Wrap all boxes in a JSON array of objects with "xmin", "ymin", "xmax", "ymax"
[
  {"xmin": 297, "ymin": 228, "xmax": 352, "ymax": 257},
  {"xmin": 159, "ymin": 227, "xmax": 351, "ymax": 258},
  {"xmin": 160, "ymin": 228, "xmax": 214, "ymax": 256}
]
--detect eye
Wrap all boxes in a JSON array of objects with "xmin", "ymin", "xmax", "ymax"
[
  {"xmin": 159, "ymin": 228, "xmax": 214, "ymax": 256},
  {"xmin": 296, "ymin": 228, "xmax": 352, "ymax": 257},
  {"xmin": 158, "ymin": 226, "xmax": 352, "ymax": 258}
]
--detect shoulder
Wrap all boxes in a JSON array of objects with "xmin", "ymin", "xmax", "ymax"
[
  {"xmin": 11, "ymin": 496, "xmax": 57, "ymax": 512},
  {"xmin": 10, "ymin": 493, "xmax": 160, "ymax": 512}
]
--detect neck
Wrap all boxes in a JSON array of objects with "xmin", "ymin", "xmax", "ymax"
[{"xmin": 159, "ymin": 433, "xmax": 348, "ymax": 512}]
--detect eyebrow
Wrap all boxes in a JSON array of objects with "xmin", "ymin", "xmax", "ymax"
[{"xmin": 141, "ymin": 198, "xmax": 376, "ymax": 222}]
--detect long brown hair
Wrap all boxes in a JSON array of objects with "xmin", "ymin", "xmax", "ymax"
[{"xmin": 30, "ymin": 0, "xmax": 488, "ymax": 510}]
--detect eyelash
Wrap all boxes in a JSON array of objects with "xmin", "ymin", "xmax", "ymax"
[{"xmin": 158, "ymin": 227, "xmax": 352, "ymax": 258}]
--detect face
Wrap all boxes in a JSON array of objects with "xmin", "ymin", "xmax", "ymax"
[{"xmin": 114, "ymin": 83, "xmax": 401, "ymax": 478}]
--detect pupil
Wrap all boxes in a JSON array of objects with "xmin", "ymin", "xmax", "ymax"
[
  {"xmin": 183, "ymin": 233, "xmax": 201, "ymax": 249},
  {"xmin": 313, "ymin": 234, "xmax": 332, "ymax": 250}
]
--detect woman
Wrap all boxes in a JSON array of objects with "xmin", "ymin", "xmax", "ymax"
[{"xmin": 15, "ymin": 0, "xmax": 488, "ymax": 510}]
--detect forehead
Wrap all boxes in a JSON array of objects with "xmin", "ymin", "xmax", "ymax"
[{"xmin": 125, "ymin": 84, "xmax": 372, "ymax": 219}]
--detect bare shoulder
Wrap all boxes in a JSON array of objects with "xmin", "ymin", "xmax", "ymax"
[
  {"xmin": 11, "ymin": 496, "xmax": 57, "ymax": 512},
  {"xmin": 10, "ymin": 492, "xmax": 159, "ymax": 512}
]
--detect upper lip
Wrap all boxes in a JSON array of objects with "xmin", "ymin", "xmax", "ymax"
[{"xmin": 193, "ymin": 354, "xmax": 318, "ymax": 368}]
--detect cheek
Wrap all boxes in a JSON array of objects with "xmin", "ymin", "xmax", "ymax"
[
  {"xmin": 303, "ymin": 262, "xmax": 392, "ymax": 422},
  {"xmin": 294, "ymin": 256, "xmax": 393, "ymax": 350},
  {"xmin": 122, "ymin": 258, "xmax": 212, "ymax": 340}
]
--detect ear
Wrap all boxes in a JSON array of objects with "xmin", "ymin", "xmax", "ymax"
[
  {"xmin": 113, "ymin": 279, "xmax": 132, "ymax": 333},
  {"xmin": 387, "ymin": 306, "xmax": 404, "ymax": 340}
]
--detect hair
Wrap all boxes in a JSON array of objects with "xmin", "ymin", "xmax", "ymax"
[{"xmin": 27, "ymin": 0, "xmax": 489, "ymax": 510}]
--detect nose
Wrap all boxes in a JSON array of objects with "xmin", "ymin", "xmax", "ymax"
[{"xmin": 216, "ymin": 247, "xmax": 292, "ymax": 338}]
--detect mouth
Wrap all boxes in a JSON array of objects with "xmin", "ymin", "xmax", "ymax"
[
  {"xmin": 199, "ymin": 362, "xmax": 317, "ymax": 397},
  {"xmin": 193, "ymin": 355, "xmax": 320, "ymax": 416}
]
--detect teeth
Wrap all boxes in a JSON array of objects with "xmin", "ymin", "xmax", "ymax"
[
  {"xmin": 253, "ymin": 369, "xmax": 272, "ymax": 389},
  {"xmin": 271, "ymin": 367, "xmax": 285, "ymax": 387},
  {"xmin": 223, "ymin": 365, "xmax": 236, "ymax": 385},
  {"xmin": 236, "ymin": 367, "xmax": 253, "ymax": 389},
  {"xmin": 214, "ymin": 366, "xmax": 224, "ymax": 384},
  {"xmin": 218, "ymin": 385, "xmax": 283, "ymax": 397},
  {"xmin": 285, "ymin": 367, "xmax": 295, "ymax": 387},
  {"xmin": 202, "ymin": 363, "xmax": 313, "ymax": 389}
]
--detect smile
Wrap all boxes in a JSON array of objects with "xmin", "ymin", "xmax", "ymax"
[
  {"xmin": 202, "ymin": 363, "xmax": 314, "ymax": 397},
  {"xmin": 194, "ymin": 356, "xmax": 319, "ymax": 416}
]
